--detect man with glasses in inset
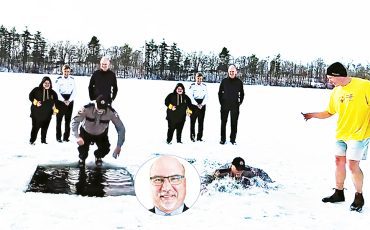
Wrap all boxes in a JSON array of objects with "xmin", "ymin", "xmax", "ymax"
[{"xmin": 149, "ymin": 155, "xmax": 188, "ymax": 216}]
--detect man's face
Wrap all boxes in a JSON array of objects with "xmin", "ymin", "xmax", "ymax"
[
  {"xmin": 100, "ymin": 60, "xmax": 110, "ymax": 71},
  {"xmin": 62, "ymin": 68, "xmax": 70, "ymax": 77},
  {"xmin": 228, "ymin": 66, "xmax": 237, "ymax": 79},
  {"xmin": 195, "ymin": 75, "xmax": 203, "ymax": 85},
  {"xmin": 326, "ymin": 75, "xmax": 346, "ymax": 87},
  {"xmin": 150, "ymin": 156, "xmax": 187, "ymax": 214},
  {"xmin": 231, "ymin": 165, "xmax": 244, "ymax": 179}
]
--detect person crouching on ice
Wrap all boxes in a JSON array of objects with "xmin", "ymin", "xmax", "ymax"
[
  {"xmin": 71, "ymin": 95, "xmax": 125, "ymax": 167},
  {"xmin": 165, "ymin": 83, "xmax": 192, "ymax": 144}
]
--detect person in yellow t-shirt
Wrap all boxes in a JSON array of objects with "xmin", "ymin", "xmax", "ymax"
[{"xmin": 302, "ymin": 62, "xmax": 370, "ymax": 213}]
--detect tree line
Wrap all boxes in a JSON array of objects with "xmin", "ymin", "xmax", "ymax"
[{"xmin": 1, "ymin": 25, "xmax": 369, "ymax": 88}]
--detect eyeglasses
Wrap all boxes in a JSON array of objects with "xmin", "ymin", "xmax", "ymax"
[{"xmin": 150, "ymin": 175, "xmax": 185, "ymax": 185}]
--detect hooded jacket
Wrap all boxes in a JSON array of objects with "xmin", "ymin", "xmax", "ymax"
[
  {"xmin": 164, "ymin": 83, "xmax": 192, "ymax": 124},
  {"xmin": 29, "ymin": 77, "xmax": 58, "ymax": 121}
]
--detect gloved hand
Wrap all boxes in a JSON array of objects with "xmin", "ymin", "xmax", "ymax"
[
  {"xmin": 33, "ymin": 99, "xmax": 42, "ymax": 107},
  {"xmin": 113, "ymin": 146, "xmax": 121, "ymax": 159},
  {"xmin": 186, "ymin": 108, "xmax": 192, "ymax": 116},
  {"xmin": 168, "ymin": 104, "xmax": 176, "ymax": 111},
  {"xmin": 53, "ymin": 106, "xmax": 59, "ymax": 115}
]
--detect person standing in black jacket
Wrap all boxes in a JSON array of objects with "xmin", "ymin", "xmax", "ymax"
[
  {"xmin": 88, "ymin": 57, "xmax": 118, "ymax": 105},
  {"xmin": 165, "ymin": 83, "xmax": 192, "ymax": 144},
  {"xmin": 29, "ymin": 76, "xmax": 58, "ymax": 144},
  {"xmin": 218, "ymin": 65, "xmax": 244, "ymax": 145}
]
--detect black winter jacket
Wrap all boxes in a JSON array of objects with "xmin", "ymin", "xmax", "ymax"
[
  {"xmin": 29, "ymin": 86, "xmax": 57, "ymax": 122},
  {"xmin": 218, "ymin": 77, "xmax": 244, "ymax": 109},
  {"xmin": 88, "ymin": 69, "xmax": 118, "ymax": 103},
  {"xmin": 165, "ymin": 92, "xmax": 192, "ymax": 124}
]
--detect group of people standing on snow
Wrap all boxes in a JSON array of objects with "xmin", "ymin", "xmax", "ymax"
[
  {"xmin": 28, "ymin": 57, "xmax": 124, "ymax": 167},
  {"xmin": 164, "ymin": 65, "xmax": 244, "ymax": 145},
  {"xmin": 28, "ymin": 60, "xmax": 370, "ymax": 213}
]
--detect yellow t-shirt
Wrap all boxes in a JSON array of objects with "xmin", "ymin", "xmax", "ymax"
[{"xmin": 327, "ymin": 77, "xmax": 370, "ymax": 141}]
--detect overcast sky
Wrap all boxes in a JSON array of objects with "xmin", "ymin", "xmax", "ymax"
[{"xmin": 1, "ymin": 0, "xmax": 369, "ymax": 64}]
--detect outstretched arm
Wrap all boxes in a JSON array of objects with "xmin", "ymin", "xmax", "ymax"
[{"xmin": 301, "ymin": 111, "xmax": 333, "ymax": 121}]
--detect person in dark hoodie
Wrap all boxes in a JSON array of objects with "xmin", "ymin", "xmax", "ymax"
[
  {"xmin": 29, "ymin": 76, "xmax": 58, "ymax": 144},
  {"xmin": 164, "ymin": 83, "xmax": 192, "ymax": 144},
  {"xmin": 88, "ymin": 56, "xmax": 118, "ymax": 105},
  {"xmin": 218, "ymin": 65, "xmax": 244, "ymax": 145}
]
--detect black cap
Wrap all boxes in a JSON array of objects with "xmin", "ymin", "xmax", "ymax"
[
  {"xmin": 96, "ymin": 95, "xmax": 107, "ymax": 110},
  {"xmin": 232, "ymin": 157, "xmax": 246, "ymax": 171},
  {"xmin": 326, "ymin": 62, "xmax": 347, "ymax": 77}
]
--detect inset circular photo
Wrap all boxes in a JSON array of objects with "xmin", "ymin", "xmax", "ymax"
[{"xmin": 134, "ymin": 155, "xmax": 200, "ymax": 216}]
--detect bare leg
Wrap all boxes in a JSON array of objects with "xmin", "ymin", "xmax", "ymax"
[
  {"xmin": 348, "ymin": 160, "xmax": 363, "ymax": 193},
  {"xmin": 335, "ymin": 156, "xmax": 346, "ymax": 189}
]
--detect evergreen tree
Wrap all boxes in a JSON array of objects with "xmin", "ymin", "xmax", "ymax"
[
  {"xmin": 158, "ymin": 39, "xmax": 168, "ymax": 79},
  {"xmin": 31, "ymin": 31, "xmax": 46, "ymax": 72},
  {"xmin": 0, "ymin": 25, "xmax": 9, "ymax": 66},
  {"xmin": 87, "ymin": 36, "xmax": 101, "ymax": 73},
  {"xmin": 218, "ymin": 47, "xmax": 230, "ymax": 72},
  {"xmin": 20, "ymin": 28, "xmax": 32, "ymax": 72},
  {"xmin": 119, "ymin": 43, "xmax": 132, "ymax": 78}
]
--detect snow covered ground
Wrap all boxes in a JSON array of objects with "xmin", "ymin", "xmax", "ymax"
[{"xmin": 0, "ymin": 72, "xmax": 369, "ymax": 229}]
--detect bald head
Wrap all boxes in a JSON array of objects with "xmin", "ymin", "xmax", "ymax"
[
  {"xmin": 228, "ymin": 65, "xmax": 237, "ymax": 79},
  {"xmin": 150, "ymin": 156, "xmax": 185, "ymax": 177}
]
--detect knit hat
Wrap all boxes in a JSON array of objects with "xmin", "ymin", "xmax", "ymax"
[
  {"xmin": 326, "ymin": 62, "xmax": 347, "ymax": 77},
  {"xmin": 96, "ymin": 95, "xmax": 108, "ymax": 110},
  {"xmin": 232, "ymin": 157, "xmax": 246, "ymax": 171}
]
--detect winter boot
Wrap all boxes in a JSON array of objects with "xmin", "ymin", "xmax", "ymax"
[
  {"xmin": 350, "ymin": 192, "xmax": 364, "ymax": 212},
  {"xmin": 95, "ymin": 158, "xmax": 103, "ymax": 167},
  {"xmin": 322, "ymin": 188, "xmax": 345, "ymax": 203},
  {"xmin": 78, "ymin": 159, "xmax": 85, "ymax": 168}
]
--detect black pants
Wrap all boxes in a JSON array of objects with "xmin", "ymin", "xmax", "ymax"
[
  {"xmin": 220, "ymin": 107, "xmax": 239, "ymax": 143},
  {"xmin": 167, "ymin": 119, "xmax": 186, "ymax": 143},
  {"xmin": 30, "ymin": 116, "xmax": 52, "ymax": 143},
  {"xmin": 77, "ymin": 127, "xmax": 110, "ymax": 160},
  {"xmin": 190, "ymin": 105, "xmax": 206, "ymax": 140},
  {"xmin": 56, "ymin": 101, "xmax": 74, "ymax": 141}
]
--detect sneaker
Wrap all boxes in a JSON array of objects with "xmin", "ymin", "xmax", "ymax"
[
  {"xmin": 231, "ymin": 141, "xmax": 237, "ymax": 145},
  {"xmin": 95, "ymin": 158, "xmax": 103, "ymax": 167},
  {"xmin": 78, "ymin": 159, "xmax": 85, "ymax": 168},
  {"xmin": 322, "ymin": 188, "xmax": 345, "ymax": 203},
  {"xmin": 220, "ymin": 140, "xmax": 226, "ymax": 145},
  {"xmin": 29, "ymin": 142, "xmax": 35, "ymax": 145},
  {"xmin": 350, "ymin": 192, "xmax": 364, "ymax": 212},
  {"xmin": 166, "ymin": 141, "xmax": 172, "ymax": 145},
  {"xmin": 57, "ymin": 139, "xmax": 63, "ymax": 143}
]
